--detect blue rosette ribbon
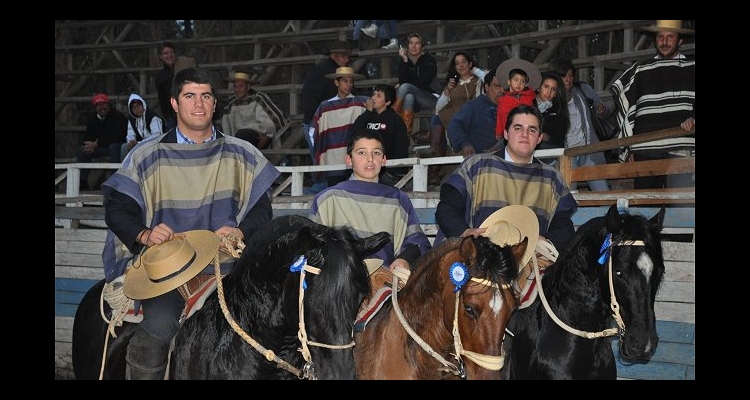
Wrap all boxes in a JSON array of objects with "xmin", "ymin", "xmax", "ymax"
[
  {"xmin": 449, "ymin": 262, "xmax": 469, "ymax": 292},
  {"xmin": 289, "ymin": 255, "xmax": 308, "ymax": 290},
  {"xmin": 598, "ymin": 233, "xmax": 612, "ymax": 265}
]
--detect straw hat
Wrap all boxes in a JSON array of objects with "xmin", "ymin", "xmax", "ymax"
[
  {"xmin": 364, "ymin": 258, "xmax": 384, "ymax": 275},
  {"xmin": 325, "ymin": 66, "xmax": 364, "ymax": 80},
  {"xmin": 123, "ymin": 230, "xmax": 221, "ymax": 300},
  {"xmin": 479, "ymin": 205, "xmax": 539, "ymax": 269},
  {"xmin": 227, "ymin": 71, "xmax": 256, "ymax": 84},
  {"xmin": 496, "ymin": 58, "xmax": 542, "ymax": 91},
  {"xmin": 640, "ymin": 20, "xmax": 694, "ymax": 35}
]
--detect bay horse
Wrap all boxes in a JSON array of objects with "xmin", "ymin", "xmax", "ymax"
[
  {"xmin": 502, "ymin": 204, "xmax": 666, "ymax": 380},
  {"xmin": 72, "ymin": 215, "xmax": 390, "ymax": 380},
  {"xmin": 354, "ymin": 234, "xmax": 524, "ymax": 379}
]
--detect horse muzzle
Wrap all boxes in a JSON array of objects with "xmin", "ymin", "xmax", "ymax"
[{"xmin": 618, "ymin": 334, "xmax": 659, "ymax": 362}]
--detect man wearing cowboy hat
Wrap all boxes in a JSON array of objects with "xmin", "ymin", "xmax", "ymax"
[
  {"xmin": 310, "ymin": 66, "xmax": 369, "ymax": 187},
  {"xmin": 301, "ymin": 41, "xmax": 357, "ymax": 164},
  {"xmin": 611, "ymin": 20, "xmax": 695, "ymax": 189},
  {"xmin": 218, "ymin": 70, "xmax": 289, "ymax": 149},
  {"xmin": 102, "ymin": 67, "xmax": 280, "ymax": 379}
]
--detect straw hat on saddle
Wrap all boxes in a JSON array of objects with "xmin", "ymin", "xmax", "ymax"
[
  {"xmin": 325, "ymin": 66, "xmax": 364, "ymax": 80},
  {"xmin": 123, "ymin": 230, "xmax": 221, "ymax": 300},
  {"xmin": 226, "ymin": 71, "xmax": 257, "ymax": 84},
  {"xmin": 479, "ymin": 205, "xmax": 540, "ymax": 270},
  {"xmin": 496, "ymin": 58, "xmax": 542, "ymax": 91},
  {"xmin": 640, "ymin": 20, "xmax": 694, "ymax": 35}
]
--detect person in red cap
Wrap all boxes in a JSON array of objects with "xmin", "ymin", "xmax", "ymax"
[{"xmin": 76, "ymin": 92, "xmax": 128, "ymax": 189}]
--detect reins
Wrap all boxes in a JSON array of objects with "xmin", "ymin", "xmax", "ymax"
[
  {"xmin": 214, "ymin": 248, "xmax": 354, "ymax": 380},
  {"xmin": 390, "ymin": 264, "xmax": 511, "ymax": 378},
  {"xmin": 532, "ymin": 237, "xmax": 645, "ymax": 339}
]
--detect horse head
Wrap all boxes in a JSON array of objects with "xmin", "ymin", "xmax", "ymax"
[
  {"xmin": 438, "ymin": 235, "xmax": 522, "ymax": 379},
  {"xmin": 284, "ymin": 223, "xmax": 390, "ymax": 380},
  {"xmin": 600, "ymin": 204, "xmax": 666, "ymax": 362}
]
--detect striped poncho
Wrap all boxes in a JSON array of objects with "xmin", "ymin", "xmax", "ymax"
[
  {"xmin": 309, "ymin": 179, "xmax": 431, "ymax": 266},
  {"xmin": 311, "ymin": 95, "xmax": 368, "ymax": 179},
  {"xmin": 610, "ymin": 56, "xmax": 695, "ymax": 160},
  {"xmin": 436, "ymin": 153, "xmax": 577, "ymax": 244},
  {"xmin": 101, "ymin": 132, "xmax": 280, "ymax": 282}
]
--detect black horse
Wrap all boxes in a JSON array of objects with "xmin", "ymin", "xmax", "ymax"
[
  {"xmin": 72, "ymin": 215, "xmax": 389, "ymax": 380},
  {"xmin": 502, "ymin": 204, "xmax": 665, "ymax": 380}
]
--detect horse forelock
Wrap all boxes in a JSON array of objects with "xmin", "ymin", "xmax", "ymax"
[
  {"xmin": 469, "ymin": 236, "xmax": 519, "ymax": 286},
  {"xmin": 607, "ymin": 212, "xmax": 665, "ymax": 291},
  {"xmin": 304, "ymin": 226, "xmax": 370, "ymax": 338},
  {"xmin": 307, "ymin": 227, "xmax": 369, "ymax": 307}
]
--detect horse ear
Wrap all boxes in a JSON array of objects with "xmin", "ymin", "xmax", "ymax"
[
  {"xmin": 358, "ymin": 231, "xmax": 391, "ymax": 255},
  {"xmin": 650, "ymin": 207, "xmax": 666, "ymax": 232},
  {"xmin": 512, "ymin": 237, "xmax": 528, "ymax": 268},
  {"xmin": 458, "ymin": 235, "xmax": 478, "ymax": 259},
  {"xmin": 604, "ymin": 203, "xmax": 622, "ymax": 232}
]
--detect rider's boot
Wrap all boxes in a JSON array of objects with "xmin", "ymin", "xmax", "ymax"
[{"xmin": 126, "ymin": 328, "xmax": 170, "ymax": 380}]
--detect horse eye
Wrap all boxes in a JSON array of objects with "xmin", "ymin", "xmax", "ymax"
[
  {"xmin": 464, "ymin": 305, "xmax": 477, "ymax": 319},
  {"xmin": 616, "ymin": 270, "xmax": 622, "ymax": 276}
]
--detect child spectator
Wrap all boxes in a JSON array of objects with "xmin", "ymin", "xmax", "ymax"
[
  {"xmin": 354, "ymin": 84, "xmax": 410, "ymax": 185},
  {"xmin": 494, "ymin": 59, "xmax": 541, "ymax": 139},
  {"xmin": 121, "ymin": 93, "xmax": 164, "ymax": 161}
]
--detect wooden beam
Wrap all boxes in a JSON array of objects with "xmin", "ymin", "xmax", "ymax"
[{"xmin": 570, "ymin": 157, "xmax": 695, "ymax": 182}]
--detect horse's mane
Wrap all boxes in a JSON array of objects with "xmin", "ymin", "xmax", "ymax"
[
  {"xmin": 412, "ymin": 236, "xmax": 519, "ymax": 287},
  {"xmin": 304, "ymin": 226, "xmax": 370, "ymax": 323}
]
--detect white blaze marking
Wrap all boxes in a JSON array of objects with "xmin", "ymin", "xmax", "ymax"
[
  {"xmin": 489, "ymin": 289, "xmax": 503, "ymax": 315},
  {"xmin": 637, "ymin": 252, "xmax": 653, "ymax": 282}
]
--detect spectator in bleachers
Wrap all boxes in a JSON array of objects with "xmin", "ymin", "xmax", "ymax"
[
  {"xmin": 426, "ymin": 52, "xmax": 486, "ymax": 158},
  {"xmin": 353, "ymin": 84, "xmax": 410, "ymax": 186},
  {"xmin": 155, "ymin": 42, "xmax": 178, "ymax": 131},
  {"xmin": 301, "ymin": 40, "xmax": 356, "ymax": 164},
  {"xmin": 353, "ymin": 20, "xmax": 399, "ymax": 50},
  {"xmin": 494, "ymin": 58, "xmax": 541, "ymax": 140},
  {"xmin": 77, "ymin": 93, "xmax": 128, "ymax": 189},
  {"xmin": 447, "ymin": 67, "xmax": 504, "ymax": 158},
  {"xmin": 534, "ymin": 72, "xmax": 568, "ymax": 151},
  {"xmin": 217, "ymin": 71, "xmax": 289, "ymax": 149},
  {"xmin": 310, "ymin": 67, "xmax": 369, "ymax": 188},
  {"xmin": 121, "ymin": 93, "xmax": 164, "ymax": 162},
  {"xmin": 390, "ymin": 33, "xmax": 440, "ymax": 134},
  {"xmin": 548, "ymin": 57, "xmax": 609, "ymax": 191}
]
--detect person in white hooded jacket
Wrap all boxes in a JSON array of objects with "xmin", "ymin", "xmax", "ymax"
[{"xmin": 120, "ymin": 93, "xmax": 165, "ymax": 161}]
